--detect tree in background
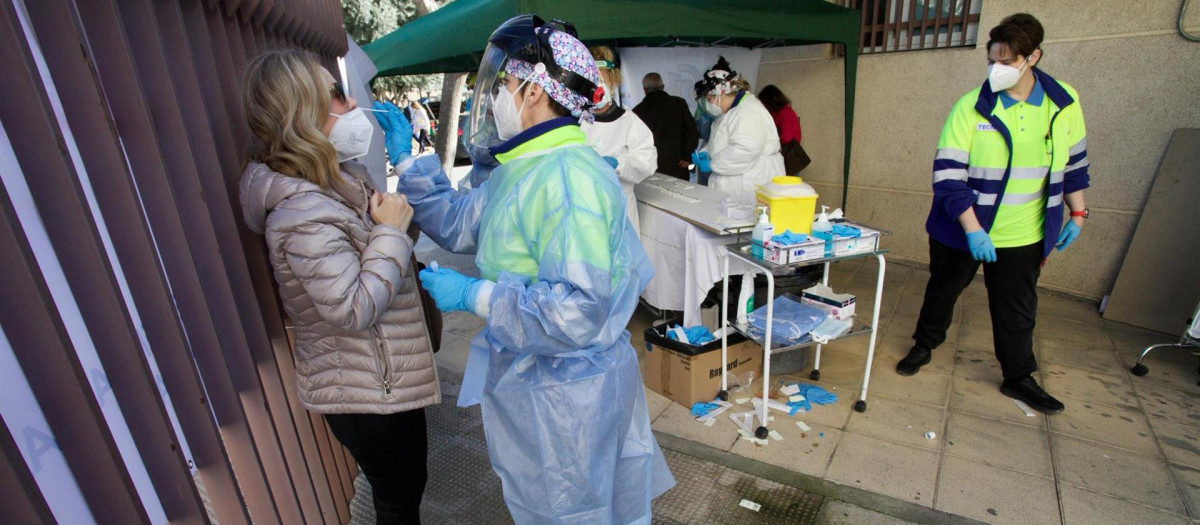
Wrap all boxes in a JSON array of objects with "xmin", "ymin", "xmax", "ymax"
[{"xmin": 341, "ymin": 0, "xmax": 448, "ymax": 101}]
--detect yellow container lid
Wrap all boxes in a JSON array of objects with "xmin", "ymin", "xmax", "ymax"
[{"xmin": 757, "ymin": 176, "xmax": 817, "ymax": 198}]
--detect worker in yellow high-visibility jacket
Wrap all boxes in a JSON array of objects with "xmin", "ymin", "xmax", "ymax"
[{"xmin": 897, "ymin": 13, "xmax": 1091, "ymax": 415}]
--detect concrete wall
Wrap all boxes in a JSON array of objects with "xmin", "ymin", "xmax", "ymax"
[{"xmin": 758, "ymin": 0, "xmax": 1200, "ymax": 299}]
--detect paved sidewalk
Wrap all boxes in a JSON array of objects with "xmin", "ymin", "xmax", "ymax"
[
  {"xmin": 644, "ymin": 257, "xmax": 1200, "ymax": 525},
  {"xmin": 405, "ymin": 239, "xmax": 1199, "ymax": 524}
]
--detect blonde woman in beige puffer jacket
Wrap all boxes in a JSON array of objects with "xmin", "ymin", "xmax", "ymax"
[{"xmin": 239, "ymin": 49, "xmax": 438, "ymax": 524}]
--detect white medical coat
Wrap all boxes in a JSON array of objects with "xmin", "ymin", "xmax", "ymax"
[
  {"xmin": 581, "ymin": 107, "xmax": 657, "ymax": 236},
  {"xmin": 704, "ymin": 92, "xmax": 786, "ymax": 197}
]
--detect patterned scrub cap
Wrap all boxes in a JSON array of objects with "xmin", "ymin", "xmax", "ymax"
[{"xmin": 504, "ymin": 29, "xmax": 602, "ymax": 123}]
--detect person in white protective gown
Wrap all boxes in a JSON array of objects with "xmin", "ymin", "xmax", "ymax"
[
  {"xmin": 579, "ymin": 46, "xmax": 657, "ymax": 237},
  {"xmin": 691, "ymin": 56, "xmax": 786, "ymax": 197},
  {"xmin": 391, "ymin": 15, "xmax": 674, "ymax": 524}
]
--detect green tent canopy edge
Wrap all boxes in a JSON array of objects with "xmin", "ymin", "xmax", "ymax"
[{"xmin": 363, "ymin": 0, "xmax": 860, "ymax": 209}]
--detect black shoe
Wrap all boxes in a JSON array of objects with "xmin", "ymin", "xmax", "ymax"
[
  {"xmin": 1000, "ymin": 376, "xmax": 1065, "ymax": 414},
  {"xmin": 896, "ymin": 347, "xmax": 931, "ymax": 376}
]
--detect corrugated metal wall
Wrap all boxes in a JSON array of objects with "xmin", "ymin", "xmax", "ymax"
[{"xmin": 0, "ymin": 0, "xmax": 356, "ymax": 523}]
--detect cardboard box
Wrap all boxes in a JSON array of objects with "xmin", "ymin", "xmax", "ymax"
[
  {"xmin": 642, "ymin": 321, "xmax": 762, "ymax": 407},
  {"xmin": 801, "ymin": 284, "xmax": 857, "ymax": 320},
  {"xmin": 831, "ymin": 223, "xmax": 880, "ymax": 256},
  {"xmin": 763, "ymin": 237, "xmax": 826, "ymax": 264}
]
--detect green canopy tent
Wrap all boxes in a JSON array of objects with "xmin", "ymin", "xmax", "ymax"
[{"xmin": 364, "ymin": 0, "xmax": 860, "ymax": 208}]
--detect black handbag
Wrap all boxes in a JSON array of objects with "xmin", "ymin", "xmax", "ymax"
[{"xmin": 781, "ymin": 138, "xmax": 811, "ymax": 174}]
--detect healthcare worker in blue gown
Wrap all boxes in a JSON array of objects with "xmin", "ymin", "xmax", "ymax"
[{"xmin": 391, "ymin": 15, "xmax": 675, "ymax": 524}]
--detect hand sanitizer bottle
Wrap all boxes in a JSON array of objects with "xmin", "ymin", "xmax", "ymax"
[{"xmin": 751, "ymin": 206, "xmax": 773, "ymax": 260}]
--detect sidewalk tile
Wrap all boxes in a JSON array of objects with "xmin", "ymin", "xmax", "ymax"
[
  {"xmin": 934, "ymin": 456, "xmax": 1059, "ymax": 525},
  {"xmin": 1037, "ymin": 343, "xmax": 1125, "ymax": 376},
  {"xmin": 892, "ymin": 293, "xmax": 926, "ymax": 317},
  {"xmin": 1053, "ymin": 433, "xmax": 1185, "ymax": 514},
  {"xmin": 945, "ymin": 411, "xmax": 1053, "ymax": 478},
  {"xmin": 1134, "ymin": 381, "xmax": 1200, "ymax": 421},
  {"xmin": 1036, "ymin": 294, "xmax": 1102, "ymax": 325},
  {"xmin": 950, "ymin": 376, "xmax": 1047, "ymax": 428},
  {"xmin": 1041, "ymin": 364, "xmax": 1139, "ymax": 412},
  {"xmin": 958, "ymin": 322, "xmax": 995, "ymax": 353},
  {"xmin": 1059, "ymin": 484, "xmax": 1189, "ymax": 525},
  {"xmin": 826, "ymin": 432, "xmax": 939, "ymax": 507},
  {"xmin": 962, "ymin": 304, "xmax": 992, "ymax": 327},
  {"xmin": 652, "ymin": 402, "xmax": 739, "ymax": 452},
  {"xmin": 729, "ymin": 418, "xmax": 842, "ymax": 478},
  {"xmin": 1049, "ymin": 399, "xmax": 1158, "ymax": 456},
  {"xmin": 442, "ymin": 310, "xmax": 486, "ymax": 338},
  {"xmin": 1171, "ymin": 463, "xmax": 1200, "ymax": 518},
  {"xmin": 868, "ymin": 360, "xmax": 952, "ymax": 407},
  {"xmin": 816, "ymin": 500, "xmax": 916, "ymax": 525},
  {"xmin": 845, "ymin": 395, "xmax": 945, "ymax": 451},
  {"xmin": 1148, "ymin": 414, "xmax": 1200, "ymax": 470},
  {"xmin": 434, "ymin": 335, "xmax": 472, "ymax": 376},
  {"xmin": 645, "ymin": 387, "xmax": 672, "ymax": 422},
  {"xmin": 953, "ymin": 347, "xmax": 1004, "ymax": 383}
]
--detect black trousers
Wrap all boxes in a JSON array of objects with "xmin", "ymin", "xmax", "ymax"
[
  {"xmin": 912, "ymin": 238, "xmax": 1043, "ymax": 380},
  {"xmin": 326, "ymin": 409, "xmax": 428, "ymax": 524}
]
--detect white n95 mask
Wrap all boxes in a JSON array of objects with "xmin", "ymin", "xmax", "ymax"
[
  {"xmin": 327, "ymin": 108, "xmax": 373, "ymax": 162},
  {"xmin": 492, "ymin": 77, "xmax": 530, "ymax": 140},
  {"xmin": 987, "ymin": 58, "xmax": 1028, "ymax": 92},
  {"xmin": 705, "ymin": 99, "xmax": 725, "ymax": 118}
]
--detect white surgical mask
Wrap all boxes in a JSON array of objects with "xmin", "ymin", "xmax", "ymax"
[
  {"xmin": 705, "ymin": 98, "xmax": 725, "ymax": 118},
  {"xmin": 327, "ymin": 108, "xmax": 373, "ymax": 162},
  {"xmin": 492, "ymin": 78, "xmax": 529, "ymax": 140},
  {"xmin": 987, "ymin": 57, "xmax": 1029, "ymax": 92}
]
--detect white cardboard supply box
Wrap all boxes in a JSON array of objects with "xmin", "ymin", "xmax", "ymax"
[
  {"xmin": 763, "ymin": 236, "xmax": 826, "ymax": 264},
  {"xmin": 801, "ymin": 283, "xmax": 856, "ymax": 320},
  {"xmin": 831, "ymin": 224, "xmax": 880, "ymax": 256}
]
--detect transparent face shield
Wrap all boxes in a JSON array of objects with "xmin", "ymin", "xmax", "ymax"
[{"xmin": 465, "ymin": 44, "xmax": 511, "ymax": 153}]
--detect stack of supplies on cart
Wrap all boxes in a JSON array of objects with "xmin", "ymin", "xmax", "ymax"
[{"xmin": 747, "ymin": 294, "xmax": 827, "ymax": 347}]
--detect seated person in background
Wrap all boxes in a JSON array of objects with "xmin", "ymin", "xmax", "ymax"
[{"xmin": 632, "ymin": 72, "xmax": 698, "ymax": 180}]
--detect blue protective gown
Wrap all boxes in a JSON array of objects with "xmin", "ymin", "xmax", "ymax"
[{"xmin": 396, "ymin": 118, "xmax": 675, "ymax": 524}]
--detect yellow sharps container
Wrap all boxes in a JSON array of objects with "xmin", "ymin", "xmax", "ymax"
[{"xmin": 755, "ymin": 176, "xmax": 818, "ymax": 234}]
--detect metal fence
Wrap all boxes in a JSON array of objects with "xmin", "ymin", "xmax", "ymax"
[
  {"xmin": 0, "ymin": 0, "xmax": 354, "ymax": 523},
  {"xmin": 854, "ymin": 0, "xmax": 982, "ymax": 53}
]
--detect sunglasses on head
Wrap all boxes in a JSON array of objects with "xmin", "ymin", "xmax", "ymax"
[{"xmin": 329, "ymin": 80, "xmax": 346, "ymax": 102}]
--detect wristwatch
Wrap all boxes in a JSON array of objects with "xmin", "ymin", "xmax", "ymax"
[{"xmin": 1069, "ymin": 208, "xmax": 1089, "ymax": 219}]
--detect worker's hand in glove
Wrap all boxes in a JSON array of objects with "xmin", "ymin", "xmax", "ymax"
[
  {"xmin": 602, "ymin": 156, "xmax": 619, "ymax": 169},
  {"xmin": 965, "ymin": 229, "xmax": 996, "ymax": 263},
  {"xmin": 1055, "ymin": 219, "xmax": 1082, "ymax": 251},
  {"xmin": 690, "ymin": 151, "xmax": 712, "ymax": 173},
  {"xmin": 418, "ymin": 266, "xmax": 483, "ymax": 313}
]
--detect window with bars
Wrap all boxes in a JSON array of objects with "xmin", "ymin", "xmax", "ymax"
[{"xmin": 852, "ymin": 0, "xmax": 983, "ymax": 54}]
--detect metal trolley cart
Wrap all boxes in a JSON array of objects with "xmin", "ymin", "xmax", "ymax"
[{"xmin": 718, "ymin": 224, "xmax": 890, "ymax": 439}]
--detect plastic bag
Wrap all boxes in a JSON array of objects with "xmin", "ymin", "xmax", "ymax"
[{"xmin": 747, "ymin": 295, "xmax": 828, "ymax": 346}]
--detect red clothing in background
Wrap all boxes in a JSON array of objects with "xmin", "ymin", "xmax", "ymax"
[{"xmin": 771, "ymin": 105, "xmax": 802, "ymax": 144}]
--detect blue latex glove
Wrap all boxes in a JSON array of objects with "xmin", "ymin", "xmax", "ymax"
[
  {"xmin": 665, "ymin": 325, "xmax": 714, "ymax": 345},
  {"xmin": 690, "ymin": 401, "xmax": 719, "ymax": 418},
  {"xmin": 690, "ymin": 151, "xmax": 712, "ymax": 173},
  {"xmin": 685, "ymin": 326, "xmax": 714, "ymax": 344},
  {"xmin": 965, "ymin": 229, "xmax": 996, "ymax": 263},
  {"xmin": 418, "ymin": 266, "xmax": 482, "ymax": 313},
  {"xmin": 1056, "ymin": 220, "xmax": 1081, "ymax": 251},
  {"xmin": 830, "ymin": 224, "xmax": 861, "ymax": 237},
  {"xmin": 794, "ymin": 383, "xmax": 837, "ymax": 405},
  {"xmin": 380, "ymin": 101, "xmax": 413, "ymax": 165},
  {"xmin": 602, "ymin": 156, "xmax": 619, "ymax": 169},
  {"xmin": 771, "ymin": 230, "xmax": 809, "ymax": 245}
]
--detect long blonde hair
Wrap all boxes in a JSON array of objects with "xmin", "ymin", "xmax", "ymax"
[
  {"xmin": 241, "ymin": 50, "xmax": 339, "ymax": 188},
  {"xmin": 590, "ymin": 46, "xmax": 622, "ymax": 88}
]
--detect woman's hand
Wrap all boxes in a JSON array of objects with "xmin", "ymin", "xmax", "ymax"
[{"xmin": 370, "ymin": 191, "xmax": 413, "ymax": 231}]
